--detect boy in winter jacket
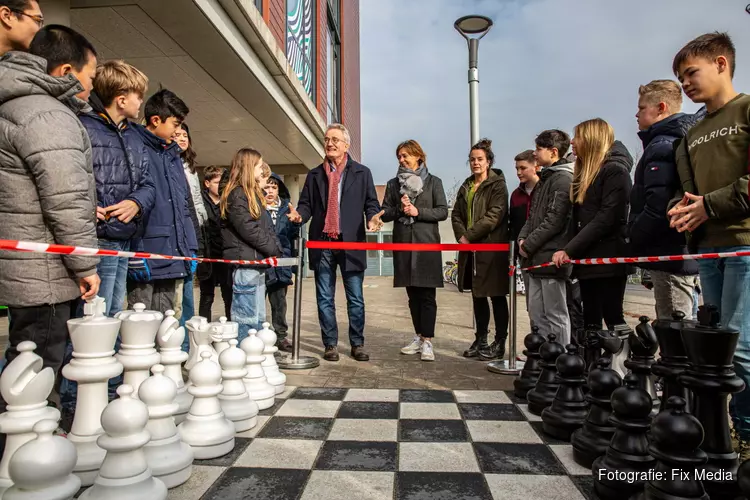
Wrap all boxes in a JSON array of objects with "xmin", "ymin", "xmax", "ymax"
[
  {"xmin": 509, "ymin": 150, "xmax": 539, "ymax": 317},
  {"xmin": 518, "ymin": 130, "xmax": 574, "ymax": 345},
  {"xmin": 264, "ymin": 173, "xmax": 299, "ymax": 352},
  {"xmin": 668, "ymin": 32, "xmax": 750, "ymax": 457}
]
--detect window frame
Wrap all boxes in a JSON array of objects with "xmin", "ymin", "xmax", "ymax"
[
  {"xmin": 326, "ymin": 0, "xmax": 341, "ymax": 124},
  {"xmin": 285, "ymin": 0, "xmax": 316, "ymax": 102}
]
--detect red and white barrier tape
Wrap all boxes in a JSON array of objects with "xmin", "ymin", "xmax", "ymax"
[
  {"xmin": 522, "ymin": 249, "xmax": 750, "ymax": 271},
  {"xmin": 305, "ymin": 241, "xmax": 510, "ymax": 252}
]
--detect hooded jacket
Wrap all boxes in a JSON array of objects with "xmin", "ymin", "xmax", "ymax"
[
  {"xmin": 222, "ymin": 185, "xmax": 281, "ymax": 265},
  {"xmin": 265, "ymin": 174, "xmax": 299, "ymax": 287},
  {"xmin": 628, "ymin": 112, "xmax": 700, "ymax": 275},
  {"xmin": 0, "ymin": 51, "xmax": 99, "ymax": 307},
  {"xmin": 509, "ymin": 182, "xmax": 535, "ymax": 243},
  {"xmin": 79, "ymin": 92, "xmax": 156, "ymax": 241}
]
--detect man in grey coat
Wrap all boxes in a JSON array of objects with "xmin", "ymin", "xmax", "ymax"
[{"xmin": 0, "ymin": 25, "xmax": 100, "ymax": 415}]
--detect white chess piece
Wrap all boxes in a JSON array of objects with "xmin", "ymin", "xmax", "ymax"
[
  {"xmin": 138, "ymin": 365, "xmax": 193, "ymax": 489},
  {"xmin": 218, "ymin": 340, "xmax": 259, "ymax": 432},
  {"xmin": 178, "ymin": 352, "xmax": 235, "ymax": 459},
  {"xmin": 115, "ymin": 303, "xmax": 163, "ymax": 398},
  {"xmin": 211, "ymin": 317, "xmax": 239, "ymax": 355},
  {"xmin": 0, "ymin": 341, "xmax": 61, "ymax": 494},
  {"xmin": 79, "ymin": 385, "xmax": 167, "ymax": 500},
  {"xmin": 3, "ymin": 419, "xmax": 80, "ymax": 500},
  {"xmin": 240, "ymin": 331, "xmax": 276, "ymax": 410},
  {"xmin": 64, "ymin": 297, "xmax": 123, "ymax": 487},
  {"xmin": 185, "ymin": 317, "xmax": 221, "ymax": 371},
  {"xmin": 155, "ymin": 310, "xmax": 192, "ymax": 424},
  {"xmin": 257, "ymin": 322, "xmax": 286, "ymax": 394}
]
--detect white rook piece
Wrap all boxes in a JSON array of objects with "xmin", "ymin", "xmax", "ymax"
[
  {"xmin": 139, "ymin": 365, "xmax": 193, "ymax": 489},
  {"xmin": 210, "ymin": 316, "xmax": 239, "ymax": 356},
  {"xmin": 185, "ymin": 316, "xmax": 221, "ymax": 371},
  {"xmin": 240, "ymin": 331, "xmax": 276, "ymax": 410},
  {"xmin": 156, "ymin": 310, "xmax": 192, "ymax": 424},
  {"xmin": 0, "ymin": 341, "xmax": 61, "ymax": 494},
  {"xmin": 178, "ymin": 352, "xmax": 235, "ymax": 459},
  {"xmin": 3, "ymin": 419, "xmax": 81, "ymax": 500},
  {"xmin": 218, "ymin": 340, "xmax": 259, "ymax": 432},
  {"xmin": 115, "ymin": 303, "xmax": 163, "ymax": 398},
  {"xmin": 64, "ymin": 297, "xmax": 123, "ymax": 487},
  {"xmin": 257, "ymin": 322, "xmax": 286, "ymax": 394},
  {"xmin": 79, "ymin": 385, "xmax": 167, "ymax": 500}
]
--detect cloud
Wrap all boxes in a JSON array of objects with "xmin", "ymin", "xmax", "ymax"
[{"xmin": 359, "ymin": 0, "xmax": 750, "ymax": 190}]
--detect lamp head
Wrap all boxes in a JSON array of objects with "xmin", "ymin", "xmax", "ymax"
[{"xmin": 454, "ymin": 15, "xmax": 493, "ymax": 39}]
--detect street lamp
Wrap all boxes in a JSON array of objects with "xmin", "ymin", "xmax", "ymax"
[{"xmin": 454, "ymin": 15, "xmax": 493, "ymax": 147}]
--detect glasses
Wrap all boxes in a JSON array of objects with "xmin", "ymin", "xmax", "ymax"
[
  {"xmin": 324, "ymin": 137, "xmax": 346, "ymax": 145},
  {"xmin": 12, "ymin": 10, "xmax": 44, "ymax": 27}
]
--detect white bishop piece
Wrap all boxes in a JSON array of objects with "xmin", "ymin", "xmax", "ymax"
[
  {"xmin": 115, "ymin": 303, "xmax": 163, "ymax": 398},
  {"xmin": 178, "ymin": 352, "xmax": 235, "ymax": 459},
  {"xmin": 3, "ymin": 419, "xmax": 80, "ymax": 500},
  {"xmin": 210, "ymin": 316, "xmax": 239, "ymax": 356},
  {"xmin": 257, "ymin": 322, "xmax": 286, "ymax": 394},
  {"xmin": 218, "ymin": 340, "xmax": 259, "ymax": 432},
  {"xmin": 0, "ymin": 341, "xmax": 61, "ymax": 494},
  {"xmin": 138, "ymin": 365, "xmax": 193, "ymax": 488},
  {"xmin": 185, "ymin": 317, "xmax": 221, "ymax": 371},
  {"xmin": 240, "ymin": 331, "xmax": 276, "ymax": 410},
  {"xmin": 63, "ymin": 296, "xmax": 123, "ymax": 487},
  {"xmin": 79, "ymin": 385, "xmax": 167, "ymax": 500},
  {"xmin": 156, "ymin": 310, "xmax": 192, "ymax": 424}
]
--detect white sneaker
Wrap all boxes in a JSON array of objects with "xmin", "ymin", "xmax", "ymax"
[
  {"xmin": 401, "ymin": 335, "xmax": 423, "ymax": 355},
  {"xmin": 421, "ymin": 340, "xmax": 435, "ymax": 361}
]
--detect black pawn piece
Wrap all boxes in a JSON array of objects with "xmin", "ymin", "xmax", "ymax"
[
  {"xmin": 637, "ymin": 396, "xmax": 708, "ymax": 500},
  {"xmin": 572, "ymin": 357, "xmax": 623, "ymax": 468},
  {"xmin": 738, "ymin": 458, "xmax": 750, "ymax": 499},
  {"xmin": 592, "ymin": 373, "xmax": 655, "ymax": 500},
  {"xmin": 652, "ymin": 311, "xmax": 692, "ymax": 413},
  {"xmin": 514, "ymin": 326, "xmax": 546, "ymax": 399},
  {"xmin": 583, "ymin": 326, "xmax": 603, "ymax": 374},
  {"xmin": 527, "ymin": 334, "xmax": 565, "ymax": 416},
  {"xmin": 679, "ymin": 304, "xmax": 745, "ymax": 500},
  {"xmin": 542, "ymin": 344, "xmax": 588, "ymax": 441},
  {"xmin": 625, "ymin": 316, "xmax": 660, "ymax": 415}
]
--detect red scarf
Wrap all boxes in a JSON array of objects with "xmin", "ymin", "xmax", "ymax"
[{"xmin": 323, "ymin": 157, "xmax": 347, "ymax": 238}]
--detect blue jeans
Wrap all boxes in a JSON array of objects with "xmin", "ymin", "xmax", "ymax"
[
  {"xmin": 180, "ymin": 274, "xmax": 195, "ymax": 352},
  {"xmin": 314, "ymin": 250, "xmax": 365, "ymax": 348},
  {"xmin": 697, "ymin": 246, "xmax": 750, "ymax": 439},
  {"xmin": 231, "ymin": 268, "xmax": 266, "ymax": 345}
]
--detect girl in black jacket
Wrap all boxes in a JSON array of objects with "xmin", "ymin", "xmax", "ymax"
[
  {"xmin": 552, "ymin": 118, "xmax": 634, "ymax": 330},
  {"xmin": 220, "ymin": 148, "xmax": 281, "ymax": 343}
]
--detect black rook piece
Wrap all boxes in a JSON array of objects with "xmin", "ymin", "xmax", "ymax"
[
  {"xmin": 514, "ymin": 326, "xmax": 546, "ymax": 399},
  {"xmin": 625, "ymin": 316, "xmax": 660, "ymax": 415},
  {"xmin": 571, "ymin": 357, "xmax": 623, "ymax": 468},
  {"xmin": 652, "ymin": 311, "xmax": 693, "ymax": 413},
  {"xmin": 592, "ymin": 373, "xmax": 655, "ymax": 500},
  {"xmin": 637, "ymin": 396, "xmax": 708, "ymax": 500},
  {"xmin": 527, "ymin": 334, "xmax": 565, "ymax": 416},
  {"xmin": 679, "ymin": 304, "xmax": 745, "ymax": 500},
  {"xmin": 542, "ymin": 344, "xmax": 588, "ymax": 441}
]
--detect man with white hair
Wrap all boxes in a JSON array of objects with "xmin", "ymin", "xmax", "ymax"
[{"xmin": 288, "ymin": 123, "xmax": 383, "ymax": 362}]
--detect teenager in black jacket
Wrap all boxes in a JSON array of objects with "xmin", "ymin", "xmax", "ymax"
[{"xmin": 553, "ymin": 118, "xmax": 634, "ymax": 330}]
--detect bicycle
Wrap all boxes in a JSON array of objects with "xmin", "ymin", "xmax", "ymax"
[{"xmin": 443, "ymin": 260, "xmax": 459, "ymax": 287}]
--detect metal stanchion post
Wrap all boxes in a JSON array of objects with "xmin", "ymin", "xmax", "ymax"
[
  {"xmin": 278, "ymin": 236, "xmax": 319, "ymax": 370},
  {"xmin": 487, "ymin": 241, "xmax": 525, "ymax": 375}
]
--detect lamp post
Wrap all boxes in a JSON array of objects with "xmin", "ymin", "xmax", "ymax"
[{"xmin": 454, "ymin": 15, "xmax": 493, "ymax": 147}]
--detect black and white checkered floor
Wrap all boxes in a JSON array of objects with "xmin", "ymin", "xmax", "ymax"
[{"xmin": 160, "ymin": 387, "xmax": 594, "ymax": 500}]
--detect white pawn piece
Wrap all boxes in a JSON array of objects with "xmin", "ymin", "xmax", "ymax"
[
  {"xmin": 178, "ymin": 352, "xmax": 235, "ymax": 459},
  {"xmin": 156, "ymin": 310, "xmax": 192, "ymax": 425},
  {"xmin": 257, "ymin": 322, "xmax": 286, "ymax": 395},
  {"xmin": 79, "ymin": 385, "xmax": 167, "ymax": 500},
  {"xmin": 0, "ymin": 341, "xmax": 61, "ymax": 494},
  {"xmin": 115, "ymin": 303, "xmax": 163, "ymax": 398},
  {"xmin": 3, "ymin": 419, "xmax": 80, "ymax": 500},
  {"xmin": 138, "ymin": 365, "xmax": 193, "ymax": 489},
  {"xmin": 64, "ymin": 297, "xmax": 123, "ymax": 487},
  {"xmin": 185, "ymin": 316, "xmax": 221, "ymax": 371},
  {"xmin": 218, "ymin": 340, "xmax": 259, "ymax": 432},
  {"xmin": 240, "ymin": 331, "xmax": 276, "ymax": 410},
  {"xmin": 210, "ymin": 317, "xmax": 239, "ymax": 356}
]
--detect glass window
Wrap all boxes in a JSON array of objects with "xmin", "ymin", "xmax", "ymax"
[
  {"xmin": 255, "ymin": 0, "xmax": 262, "ymax": 12},
  {"xmin": 326, "ymin": 1, "xmax": 341, "ymax": 124},
  {"xmin": 382, "ymin": 233, "xmax": 393, "ymax": 258},
  {"xmin": 366, "ymin": 234, "xmax": 378, "ymax": 259},
  {"xmin": 286, "ymin": 0, "xmax": 315, "ymax": 100}
]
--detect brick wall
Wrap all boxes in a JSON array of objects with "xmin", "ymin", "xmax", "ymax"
[
  {"xmin": 341, "ymin": 0, "xmax": 361, "ymax": 161},
  {"xmin": 268, "ymin": 0, "xmax": 286, "ymax": 51}
]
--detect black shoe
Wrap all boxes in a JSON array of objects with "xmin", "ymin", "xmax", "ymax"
[
  {"xmin": 463, "ymin": 334, "xmax": 489, "ymax": 358},
  {"xmin": 277, "ymin": 338, "xmax": 293, "ymax": 353},
  {"xmin": 479, "ymin": 340, "xmax": 506, "ymax": 360},
  {"xmin": 351, "ymin": 345, "xmax": 370, "ymax": 362},
  {"xmin": 323, "ymin": 346, "xmax": 339, "ymax": 362}
]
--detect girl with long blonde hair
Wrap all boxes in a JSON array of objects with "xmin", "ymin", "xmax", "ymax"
[
  {"xmin": 221, "ymin": 148, "xmax": 280, "ymax": 342},
  {"xmin": 552, "ymin": 118, "xmax": 634, "ymax": 330}
]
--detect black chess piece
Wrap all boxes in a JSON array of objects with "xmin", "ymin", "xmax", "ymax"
[
  {"xmin": 738, "ymin": 458, "xmax": 750, "ymax": 499},
  {"xmin": 652, "ymin": 311, "xmax": 693, "ymax": 413},
  {"xmin": 679, "ymin": 304, "xmax": 745, "ymax": 500},
  {"xmin": 592, "ymin": 373, "xmax": 655, "ymax": 500},
  {"xmin": 636, "ymin": 396, "xmax": 709, "ymax": 500},
  {"xmin": 527, "ymin": 334, "xmax": 565, "ymax": 416},
  {"xmin": 598, "ymin": 324, "xmax": 632, "ymax": 379},
  {"xmin": 583, "ymin": 326, "xmax": 603, "ymax": 374},
  {"xmin": 572, "ymin": 357, "xmax": 623, "ymax": 468},
  {"xmin": 514, "ymin": 326, "xmax": 546, "ymax": 399},
  {"xmin": 625, "ymin": 316, "xmax": 660, "ymax": 415},
  {"xmin": 542, "ymin": 344, "xmax": 588, "ymax": 441}
]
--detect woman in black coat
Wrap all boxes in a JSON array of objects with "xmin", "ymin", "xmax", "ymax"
[
  {"xmin": 553, "ymin": 118, "xmax": 634, "ymax": 330},
  {"xmin": 381, "ymin": 140, "xmax": 448, "ymax": 362}
]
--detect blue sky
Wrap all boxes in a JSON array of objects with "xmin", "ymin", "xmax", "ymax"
[{"xmin": 359, "ymin": 0, "xmax": 750, "ymax": 192}]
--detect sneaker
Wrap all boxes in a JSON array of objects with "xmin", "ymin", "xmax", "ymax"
[
  {"xmin": 401, "ymin": 335, "xmax": 423, "ymax": 355},
  {"xmin": 54, "ymin": 427, "xmax": 68, "ymax": 438},
  {"xmin": 323, "ymin": 346, "xmax": 339, "ymax": 362},
  {"xmin": 421, "ymin": 340, "xmax": 435, "ymax": 361}
]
